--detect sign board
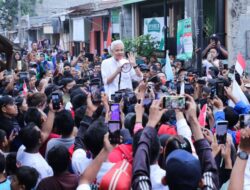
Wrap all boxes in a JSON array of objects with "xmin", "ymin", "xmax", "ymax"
[
  {"xmin": 143, "ymin": 17, "xmax": 165, "ymax": 50},
  {"xmin": 176, "ymin": 18, "xmax": 193, "ymax": 60},
  {"xmin": 111, "ymin": 9, "xmax": 120, "ymax": 34},
  {"xmin": 43, "ymin": 25, "xmax": 53, "ymax": 34},
  {"xmin": 73, "ymin": 18, "xmax": 85, "ymax": 41}
]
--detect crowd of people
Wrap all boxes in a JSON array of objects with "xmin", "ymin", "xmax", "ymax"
[{"xmin": 0, "ymin": 34, "xmax": 249, "ymax": 190}]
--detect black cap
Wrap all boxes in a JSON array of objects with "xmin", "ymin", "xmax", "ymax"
[
  {"xmin": 210, "ymin": 34, "xmax": 219, "ymax": 41},
  {"xmin": 140, "ymin": 64, "xmax": 149, "ymax": 71}
]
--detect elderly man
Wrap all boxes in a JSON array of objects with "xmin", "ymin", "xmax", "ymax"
[{"xmin": 101, "ymin": 40, "xmax": 143, "ymax": 98}]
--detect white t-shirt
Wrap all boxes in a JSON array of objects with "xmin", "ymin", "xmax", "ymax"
[
  {"xmin": 101, "ymin": 57, "xmax": 143, "ymax": 99},
  {"xmin": 76, "ymin": 184, "xmax": 91, "ymax": 190},
  {"xmin": 16, "ymin": 145, "xmax": 53, "ymax": 183},
  {"xmin": 202, "ymin": 59, "xmax": 220, "ymax": 77},
  {"xmin": 244, "ymin": 157, "xmax": 250, "ymax": 189},
  {"xmin": 72, "ymin": 149, "xmax": 114, "ymax": 183},
  {"xmin": 150, "ymin": 164, "xmax": 168, "ymax": 190}
]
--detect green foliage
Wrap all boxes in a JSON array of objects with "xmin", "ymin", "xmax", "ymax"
[
  {"xmin": 0, "ymin": 0, "xmax": 42, "ymax": 30},
  {"xmin": 123, "ymin": 34, "xmax": 159, "ymax": 58}
]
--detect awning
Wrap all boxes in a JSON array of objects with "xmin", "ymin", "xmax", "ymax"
[
  {"xmin": 122, "ymin": 0, "xmax": 145, "ymax": 5},
  {"xmin": 49, "ymin": 10, "xmax": 74, "ymax": 18},
  {"xmin": 85, "ymin": 10, "xmax": 109, "ymax": 18}
]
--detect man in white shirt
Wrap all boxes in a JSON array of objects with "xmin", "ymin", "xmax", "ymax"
[
  {"xmin": 101, "ymin": 40, "xmax": 143, "ymax": 98},
  {"xmin": 17, "ymin": 124, "xmax": 53, "ymax": 184}
]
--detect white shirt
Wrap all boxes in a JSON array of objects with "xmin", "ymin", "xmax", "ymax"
[
  {"xmin": 244, "ymin": 157, "xmax": 250, "ymax": 189},
  {"xmin": 101, "ymin": 57, "xmax": 143, "ymax": 98},
  {"xmin": 76, "ymin": 184, "xmax": 91, "ymax": 190},
  {"xmin": 72, "ymin": 149, "xmax": 114, "ymax": 183},
  {"xmin": 16, "ymin": 145, "xmax": 53, "ymax": 183},
  {"xmin": 202, "ymin": 59, "xmax": 219, "ymax": 77},
  {"xmin": 150, "ymin": 164, "xmax": 168, "ymax": 190}
]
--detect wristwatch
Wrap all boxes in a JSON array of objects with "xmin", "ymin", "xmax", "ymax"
[{"xmin": 237, "ymin": 151, "xmax": 249, "ymax": 160}]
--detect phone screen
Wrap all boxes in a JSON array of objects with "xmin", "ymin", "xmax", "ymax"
[
  {"xmin": 163, "ymin": 96, "xmax": 185, "ymax": 109},
  {"xmin": 52, "ymin": 94, "xmax": 59, "ymax": 100},
  {"xmin": 216, "ymin": 82, "xmax": 224, "ymax": 98},
  {"xmin": 110, "ymin": 104, "xmax": 120, "ymax": 121},
  {"xmin": 90, "ymin": 84, "xmax": 101, "ymax": 102},
  {"xmin": 52, "ymin": 94, "xmax": 60, "ymax": 110},
  {"xmin": 216, "ymin": 121, "xmax": 228, "ymax": 144},
  {"xmin": 108, "ymin": 122, "xmax": 120, "ymax": 144},
  {"xmin": 239, "ymin": 114, "xmax": 250, "ymax": 128}
]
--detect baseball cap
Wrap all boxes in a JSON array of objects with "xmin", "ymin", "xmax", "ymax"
[
  {"xmin": 210, "ymin": 33, "xmax": 219, "ymax": 41},
  {"xmin": 165, "ymin": 149, "xmax": 202, "ymax": 190},
  {"xmin": 0, "ymin": 96, "xmax": 15, "ymax": 108},
  {"xmin": 140, "ymin": 64, "xmax": 149, "ymax": 71}
]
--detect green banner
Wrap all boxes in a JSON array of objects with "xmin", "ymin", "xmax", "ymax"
[
  {"xmin": 111, "ymin": 9, "xmax": 120, "ymax": 24},
  {"xmin": 176, "ymin": 18, "xmax": 193, "ymax": 60}
]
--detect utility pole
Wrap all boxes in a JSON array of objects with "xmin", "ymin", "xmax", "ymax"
[
  {"xmin": 18, "ymin": 0, "xmax": 21, "ymax": 45},
  {"xmin": 164, "ymin": 0, "xmax": 168, "ymax": 55},
  {"xmin": 197, "ymin": 0, "xmax": 203, "ymax": 76}
]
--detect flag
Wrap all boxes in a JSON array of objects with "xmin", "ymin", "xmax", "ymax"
[
  {"xmin": 180, "ymin": 81, "xmax": 185, "ymax": 95},
  {"xmin": 22, "ymin": 82, "xmax": 28, "ymax": 96},
  {"xmin": 164, "ymin": 50, "xmax": 174, "ymax": 81},
  {"xmin": 235, "ymin": 53, "xmax": 246, "ymax": 76},
  {"xmin": 106, "ymin": 22, "xmax": 112, "ymax": 48},
  {"xmin": 198, "ymin": 104, "xmax": 207, "ymax": 127},
  {"xmin": 228, "ymin": 79, "xmax": 249, "ymax": 107}
]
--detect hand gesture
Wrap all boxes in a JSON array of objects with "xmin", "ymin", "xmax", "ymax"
[
  {"xmin": 103, "ymin": 133, "xmax": 115, "ymax": 153},
  {"xmin": 147, "ymin": 98, "xmax": 167, "ymax": 128},
  {"xmin": 211, "ymin": 135, "xmax": 221, "ymax": 157},
  {"xmin": 202, "ymin": 128, "xmax": 213, "ymax": 143},
  {"xmin": 221, "ymin": 137, "xmax": 232, "ymax": 160},
  {"xmin": 0, "ymin": 71, "xmax": 4, "ymax": 81},
  {"xmin": 239, "ymin": 128, "xmax": 250, "ymax": 154},
  {"xmin": 210, "ymin": 97, "xmax": 224, "ymax": 110},
  {"xmin": 184, "ymin": 94, "xmax": 197, "ymax": 122},
  {"xmin": 136, "ymin": 81, "xmax": 147, "ymax": 100},
  {"xmin": 86, "ymin": 93, "xmax": 97, "ymax": 117},
  {"xmin": 127, "ymin": 52, "xmax": 136, "ymax": 67},
  {"xmin": 135, "ymin": 100, "xmax": 145, "ymax": 123},
  {"xmin": 224, "ymin": 86, "xmax": 233, "ymax": 99},
  {"xmin": 49, "ymin": 100, "xmax": 63, "ymax": 113}
]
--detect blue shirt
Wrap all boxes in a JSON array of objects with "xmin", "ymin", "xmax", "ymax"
[{"xmin": 0, "ymin": 178, "xmax": 11, "ymax": 190}]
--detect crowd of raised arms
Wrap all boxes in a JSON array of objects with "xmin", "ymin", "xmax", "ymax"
[{"xmin": 0, "ymin": 34, "xmax": 249, "ymax": 190}]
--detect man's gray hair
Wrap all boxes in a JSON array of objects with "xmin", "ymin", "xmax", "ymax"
[{"xmin": 110, "ymin": 40, "xmax": 124, "ymax": 51}]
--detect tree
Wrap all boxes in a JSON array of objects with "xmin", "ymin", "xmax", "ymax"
[
  {"xmin": 123, "ymin": 35, "xmax": 159, "ymax": 58},
  {"xmin": 0, "ymin": 0, "xmax": 42, "ymax": 30}
]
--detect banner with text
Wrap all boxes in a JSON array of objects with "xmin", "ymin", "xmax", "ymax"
[
  {"xmin": 176, "ymin": 18, "xmax": 193, "ymax": 60},
  {"xmin": 143, "ymin": 17, "xmax": 165, "ymax": 51}
]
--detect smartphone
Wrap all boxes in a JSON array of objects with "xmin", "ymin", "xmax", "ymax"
[
  {"xmin": 216, "ymin": 82, "xmax": 224, "ymax": 99},
  {"xmin": 239, "ymin": 114, "xmax": 250, "ymax": 128},
  {"xmin": 210, "ymin": 85, "xmax": 216, "ymax": 99},
  {"xmin": 108, "ymin": 121, "xmax": 121, "ymax": 144},
  {"xmin": 110, "ymin": 103, "xmax": 120, "ymax": 121},
  {"xmin": 163, "ymin": 96, "xmax": 186, "ymax": 109},
  {"xmin": 51, "ymin": 93, "xmax": 61, "ymax": 110},
  {"xmin": 90, "ymin": 83, "xmax": 101, "ymax": 103},
  {"xmin": 143, "ymin": 98, "xmax": 152, "ymax": 106},
  {"xmin": 216, "ymin": 121, "xmax": 228, "ymax": 144}
]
